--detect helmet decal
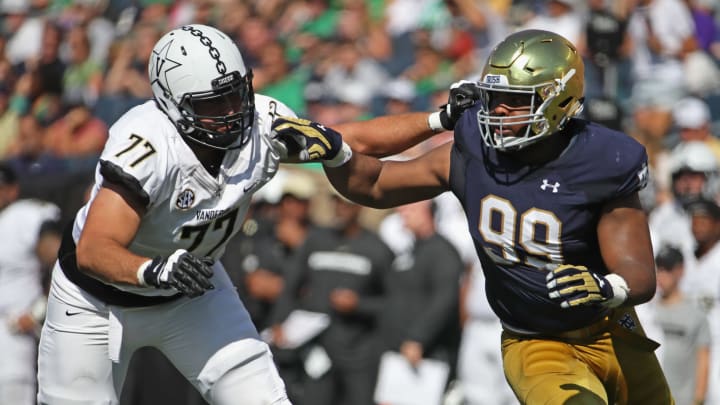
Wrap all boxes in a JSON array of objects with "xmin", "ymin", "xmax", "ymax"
[
  {"xmin": 180, "ymin": 25, "xmax": 227, "ymax": 75},
  {"xmin": 150, "ymin": 39, "xmax": 182, "ymax": 98}
]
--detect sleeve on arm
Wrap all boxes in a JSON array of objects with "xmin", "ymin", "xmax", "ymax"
[
  {"xmin": 99, "ymin": 160, "xmax": 151, "ymax": 208},
  {"xmin": 97, "ymin": 126, "xmax": 168, "ymax": 209},
  {"xmin": 613, "ymin": 145, "xmax": 649, "ymax": 198}
]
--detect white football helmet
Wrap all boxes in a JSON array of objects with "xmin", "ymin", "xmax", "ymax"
[
  {"xmin": 669, "ymin": 141, "xmax": 719, "ymax": 203},
  {"xmin": 148, "ymin": 24, "xmax": 255, "ymax": 150}
]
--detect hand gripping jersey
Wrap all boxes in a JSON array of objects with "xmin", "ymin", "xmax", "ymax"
[
  {"xmin": 59, "ymin": 95, "xmax": 295, "ymax": 303},
  {"xmin": 450, "ymin": 107, "xmax": 649, "ymax": 333}
]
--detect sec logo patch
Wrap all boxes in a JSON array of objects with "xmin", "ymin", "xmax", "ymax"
[{"xmin": 176, "ymin": 189, "xmax": 195, "ymax": 210}]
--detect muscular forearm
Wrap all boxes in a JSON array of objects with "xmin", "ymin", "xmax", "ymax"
[
  {"xmin": 325, "ymin": 143, "xmax": 450, "ymax": 209},
  {"xmin": 76, "ymin": 236, "xmax": 149, "ymax": 286},
  {"xmin": 336, "ymin": 112, "xmax": 436, "ymax": 158},
  {"xmin": 325, "ymin": 153, "xmax": 386, "ymax": 208}
]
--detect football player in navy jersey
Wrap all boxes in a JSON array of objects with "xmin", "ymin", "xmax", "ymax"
[{"xmin": 273, "ymin": 29, "xmax": 673, "ymax": 404}]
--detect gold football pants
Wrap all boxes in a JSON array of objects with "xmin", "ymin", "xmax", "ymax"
[{"xmin": 501, "ymin": 307, "xmax": 674, "ymax": 405}]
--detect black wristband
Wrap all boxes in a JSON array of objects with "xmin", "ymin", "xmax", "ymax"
[
  {"xmin": 438, "ymin": 107, "xmax": 454, "ymax": 130},
  {"xmin": 143, "ymin": 255, "xmax": 166, "ymax": 287}
]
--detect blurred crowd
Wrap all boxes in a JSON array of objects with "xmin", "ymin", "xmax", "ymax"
[{"xmin": 3, "ymin": 0, "xmax": 720, "ymax": 404}]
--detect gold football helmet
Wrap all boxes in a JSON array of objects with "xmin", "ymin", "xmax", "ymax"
[{"xmin": 477, "ymin": 29, "xmax": 584, "ymax": 151}]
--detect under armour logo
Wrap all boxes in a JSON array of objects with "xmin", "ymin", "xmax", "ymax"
[
  {"xmin": 540, "ymin": 179, "xmax": 560, "ymax": 193},
  {"xmin": 618, "ymin": 313, "xmax": 636, "ymax": 331}
]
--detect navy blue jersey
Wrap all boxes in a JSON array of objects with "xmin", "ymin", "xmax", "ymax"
[{"xmin": 450, "ymin": 110, "xmax": 649, "ymax": 333}]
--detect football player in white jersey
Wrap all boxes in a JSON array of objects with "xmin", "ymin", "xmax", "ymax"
[
  {"xmin": 36, "ymin": 24, "xmax": 476, "ymax": 405},
  {"xmin": 0, "ymin": 164, "xmax": 61, "ymax": 405}
]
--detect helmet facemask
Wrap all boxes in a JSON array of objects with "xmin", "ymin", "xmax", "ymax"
[
  {"xmin": 477, "ymin": 68, "xmax": 582, "ymax": 152},
  {"xmin": 175, "ymin": 70, "xmax": 255, "ymax": 150},
  {"xmin": 476, "ymin": 30, "xmax": 585, "ymax": 153}
]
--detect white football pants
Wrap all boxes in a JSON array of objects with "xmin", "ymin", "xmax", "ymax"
[{"xmin": 37, "ymin": 263, "xmax": 291, "ymax": 405}]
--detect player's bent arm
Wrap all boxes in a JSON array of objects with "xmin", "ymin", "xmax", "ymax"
[
  {"xmin": 325, "ymin": 142, "xmax": 452, "ymax": 209},
  {"xmin": 75, "ymin": 181, "xmax": 149, "ymax": 286},
  {"xmin": 335, "ymin": 112, "xmax": 438, "ymax": 158},
  {"xmin": 596, "ymin": 192, "xmax": 656, "ymax": 306}
]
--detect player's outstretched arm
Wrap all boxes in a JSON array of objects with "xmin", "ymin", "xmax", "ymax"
[
  {"xmin": 334, "ymin": 112, "xmax": 436, "ymax": 158},
  {"xmin": 271, "ymin": 116, "xmax": 452, "ymax": 208},
  {"xmin": 324, "ymin": 144, "xmax": 452, "ymax": 209},
  {"xmin": 335, "ymin": 80, "xmax": 480, "ymax": 158}
]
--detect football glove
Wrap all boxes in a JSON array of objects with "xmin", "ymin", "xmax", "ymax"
[
  {"xmin": 271, "ymin": 116, "xmax": 352, "ymax": 167},
  {"xmin": 546, "ymin": 264, "xmax": 629, "ymax": 308},
  {"xmin": 138, "ymin": 249, "xmax": 215, "ymax": 298},
  {"xmin": 428, "ymin": 80, "xmax": 482, "ymax": 131}
]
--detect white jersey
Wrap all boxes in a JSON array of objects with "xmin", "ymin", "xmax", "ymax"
[
  {"xmin": 649, "ymin": 200, "xmax": 696, "ymax": 263},
  {"xmin": 0, "ymin": 199, "xmax": 60, "ymax": 316},
  {"xmin": 67, "ymin": 95, "xmax": 295, "ymax": 297}
]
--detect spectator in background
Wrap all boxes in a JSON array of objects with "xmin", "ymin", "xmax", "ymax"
[
  {"xmin": 681, "ymin": 198, "xmax": 720, "ymax": 405},
  {"xmin": 521, "ymin": 0, "xmax": 583, "ymax": 46},
  {"xmin": 376, "ymin": 199, "xmax": 463, "ymax": 388},
  {"xmin": 655, "ymin": 245, "xmax": 711, "ymax": 405},
  {"xmin": 96, "ymin": 22, "xmax": 157, "ymax": 124},
  {"xmin": 20, "ymin": 21, "xmax": 66, "ymax": 97},
  {"xmin": 456, "ymin": 261, "xmax": 516, "ymax": 405},
  {"xmin": 334, "ymin": 0, "xmax": 391, "ymax": 63},
  {"xmin": 375, "ymin": 78, "xmax": 418, "ymax": 117},
  {"xmin": 4, "ymin": 113, "xmax": 65, "ymax": 177},
  {"xmin": 136, "ymin": 0, "xmax": 173, "ymax": 26},
  {"xmin": 321, "ymin": 38, "xmax": 389, "ymax": 110},
  {"xmin": 252, "ymin": 40, "xmax": 309, "ymax": 115},
  {"xmin": 580, "ymin": 0, "xmax": 633, "ymax": 118},
  {"xmin": 44, "ymin": 103, "xmax": 107, "ymax": 158},
  {"xmin": 673, "ymin": 97, "xmax": 720, "ymax": 162},
  {"xmin": 225, "ymin": 170, "xmax": 317, "ymax": 333},
  {"xmin": 649, "ymin": 141, "xmax": 718, "ymax": 261},
  {"xmin": 61, "ymin": 24, "xmax": 103, "ymax": 107},
  {"xmin": 60, "ymin": 0, "xmax": 115, "ymax": 64},
  {"xmin": 0, "ymin": 163, "xmax": 61, "ymax": 405},
  {"xmin": 627, "ymin": 0, "xmax": 697, "ymax": 137},
  {"xmin": 270, "ymin": 195, "xmax": 394, "ymax": 405},
  {"xmin": 3, "ymin": 0, "xmax": 44, "ymax": 66},
  {"xmin": 401, "ymin": 41, "xmax": 454, "ymax": 99},
  {"xmin": 0, "ymin": 85, "xmax": 21, "ymax": 158},
  {"xmin": 224, "ymin": 169, "xmax": 318, "ymax": 404},
  {"xmin": 684, "ymin": 0, "xmax": 720, "ymax": 56},
  {"xmin": 235, "ymin": 14, "xmax": 277, "ymax": 69},
  {"xmin": 216, "ymin": 1, "xmax": 251, "ymax": 44}
]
